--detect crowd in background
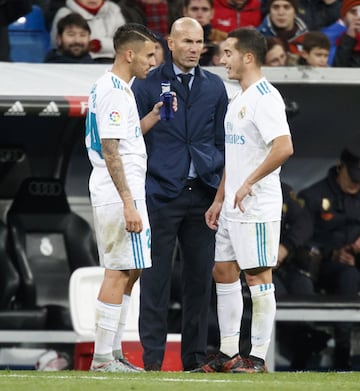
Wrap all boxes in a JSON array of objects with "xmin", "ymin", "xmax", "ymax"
[{"xmin": 1, "ymin": 0, "xmax": 360, "ymax": 67}]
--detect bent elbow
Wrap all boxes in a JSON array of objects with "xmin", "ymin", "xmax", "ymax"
[{"xmin": 287, "ymin": 143, "xmax": 294, "ymax": 158}]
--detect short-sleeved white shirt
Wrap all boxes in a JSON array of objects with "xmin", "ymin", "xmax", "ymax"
[
  {"xmin": 85, "ymin": 71, "xmax": 147, "ymax": 206},
  {"xmin": 223, "ymin": 77, "xmax": 291, "ymax": 222}
]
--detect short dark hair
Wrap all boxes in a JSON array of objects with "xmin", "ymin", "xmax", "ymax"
[
  {"xmin": 113, "ymin": 23, "xmax": 158, "ymax": 52},
  {"xmin": 57, "ymin": 13, "xmax": 91, "ymax": 36},
  {"xmin": 183, "ymin": 0, "xmax": 213, "ymax": 7},
  {"xmin": 228, "ymin": 27, "xmax": 267, "ymax": 65},
  {"xmin": 302, "ymin": 31, "xmax": 330, "ymax": 53}
]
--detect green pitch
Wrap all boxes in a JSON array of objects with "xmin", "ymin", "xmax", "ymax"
[{"xmin": 1, "ymin": 371, "xmax": 360, "ymax": 391}]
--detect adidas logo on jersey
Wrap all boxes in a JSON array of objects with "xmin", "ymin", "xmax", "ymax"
[
  {"xmin": 4, "ymin": 101, "xmax": 26, "ymax": 116},
  {"xmin": 39, "ymin": 101, "xmax": 60, "ymax": 117}
]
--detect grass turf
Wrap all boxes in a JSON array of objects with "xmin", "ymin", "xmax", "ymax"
[{"xmin": 0, "ymin": 370, "xmax": 360, "ymax": 391}]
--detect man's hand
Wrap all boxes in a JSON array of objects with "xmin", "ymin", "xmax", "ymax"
[
  {"xmin": 351, "ymin": 236, "xmax": 360, "ymax": 254},
  {"xmin": 233, "ymin": 182, "xmax": 253, "ymax": 213},
  {"xmin": 152, "ymin": 92, "xmax": 177, "ymax": 117},
  {"xmin": 332, "ymin": 246, "xmax": 355, "ymax": 266},
  {"xmin": 124, "ymin": 205, "xmax": 143, "ymax": 233},
  {"xmin": 205, "ymin": 201, "xmax": 223, "ymax": 230},
  {"xmin": 277, "ymin": 244, "xmax": 289, "ymax": 267}
]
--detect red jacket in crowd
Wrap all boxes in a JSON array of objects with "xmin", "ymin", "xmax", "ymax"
[{"xmin": 211, "ymin": 0, "xmax": 263, "ymax": 33}]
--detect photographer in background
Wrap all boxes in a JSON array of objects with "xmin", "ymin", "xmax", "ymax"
[
  {"xmin": 0, "ymin": 0, "xmax": 32, "ymax": 61},
  {"xmin": 299, "ymin": 146, "xmax": 360, "ymax": 370}
]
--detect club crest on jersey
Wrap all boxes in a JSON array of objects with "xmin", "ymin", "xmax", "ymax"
[
  {"xmin": 135, "ymin": 126, "xmax": 141, "ymax": 137},
  {"xmin": 109, "ymin": 111, "xmax": 121, "ymax": 123},
  {"xmin": 238, "ymin": 106, "xmax": 246, "ymax": 119}
]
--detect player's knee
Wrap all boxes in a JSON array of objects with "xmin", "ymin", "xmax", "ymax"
[{"xmin": 212, "ymin": 262, "xmax": 239, "ymax": 283}]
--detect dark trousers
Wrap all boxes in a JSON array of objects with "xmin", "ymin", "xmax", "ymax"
[
  {"xmin": 139, "ymin": 181, "xmax": 215, "ymax": 370},
  {"xmin": 319, "ymin": 261, "xmax": 360, "ymax": 369}
]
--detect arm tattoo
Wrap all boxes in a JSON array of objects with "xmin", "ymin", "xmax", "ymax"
[{"xmin": 102, "ymin": 139, "xmax": 132, "ymax": 203}]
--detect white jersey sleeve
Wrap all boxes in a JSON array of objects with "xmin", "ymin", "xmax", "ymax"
[
  {"xmin": 253, "ymin": 81, "xmax": 290, "ymax": 145},
  {"xmin": 97, "ymin": 87, "xmax": 129, "ymax": 140}
]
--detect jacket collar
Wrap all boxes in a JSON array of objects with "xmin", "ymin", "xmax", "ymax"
[{"xmin": 159, "ymin": 61, "xmax": 207, "ymax": 101}]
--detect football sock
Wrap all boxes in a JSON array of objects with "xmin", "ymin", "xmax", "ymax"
[
  {"xmin": 249, "ymin": 283, "xmax": 276, "ymax": 361},
  {"xmin": 93, "ymin": 299, "xmax": 122, "ymax": 361},
  {"xmin": 216, "ymin": 280, "xmax": 243, "ymax": 357},
  {"xmin": 112, "ymin": 293, "xmax": 131, "ymax": 359}
]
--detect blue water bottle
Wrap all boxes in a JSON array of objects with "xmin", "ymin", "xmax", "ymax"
[{"xmin": 160, "ymin": 81, "xmax": 174, "ymax": 120}]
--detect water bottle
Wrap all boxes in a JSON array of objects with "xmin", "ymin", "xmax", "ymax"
[{"xmin": 160, "ymin": 82, "xmax": 174, "ymax": 121}]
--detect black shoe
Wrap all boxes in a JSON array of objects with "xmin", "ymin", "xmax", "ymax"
[
  {"xmin": 190, "ymin": 352, "xmax": 231, "ymax": 373},
  {"xmin": 144, "ymin": 363, "xmax": 161, "ymax": 371},
  {"xmin": 224, "ymin": 355, "xmax": 268, "ymax": 373}
]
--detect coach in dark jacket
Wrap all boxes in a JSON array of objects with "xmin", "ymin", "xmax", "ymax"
[{"xmin": 132, "ymin": 17, "xmax": 227, "ymax": 371}]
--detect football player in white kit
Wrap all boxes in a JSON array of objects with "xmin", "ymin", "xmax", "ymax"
[
  {"xmin": 196, "ymin": 27, "xmax": 293, "ymax": 373},
  {"xmin": 85, "ymin": 24, "xmax": 170, "ymax": 372}
]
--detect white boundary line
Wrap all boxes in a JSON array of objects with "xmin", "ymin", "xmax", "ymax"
[{"xmin": 0, "ymin": 373, "xmax": 255, "ymax": 383}]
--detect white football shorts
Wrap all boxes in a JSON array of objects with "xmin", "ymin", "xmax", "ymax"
[
  {"xmin": 92, "ymin": 199, "xmax": 151, "ymax": 270},
  {"xmin": 215, "ymin": 216, "xmax": 280, "ymax": 270}
]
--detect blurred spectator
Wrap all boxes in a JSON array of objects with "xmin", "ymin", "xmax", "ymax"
[
  {"xmin": 0, "ymin": 0, "xmax": 32, "ymax": 61},
  {"xmin": 298, "ymin": 31, "xmax": 330, "ymax": 66},
  {"xmin": 274, "ymin": 182, "xmax": 316, "ymax": 300},
  {"xmin": 32, "ymin": 0, "xmax": 66, "ymax": 30},
  {"xmin": 209, "ymin": 39, "xmax": 226, "ymax": 65},
  {"xmin": 115, "ymin": 0, "xmax": 147, "ymax": 25},
  {"xmin": 299, "ymin": 146, "xmax": 360, "ymax": 370},
  {"xmin": 264, "ymin": 36, "xmax": 289, "ymax": 65},
  {"xmin": 211, "ymin": 0, "xmax": 263, "ymax": 33},
  {"xmin": 153, "ymin": 32, "xmax": 169, "ymax": 66},
  {"xmin": 51, "ymin": 0, "xmax": 126, "ymax": 63},
  {"xmin": 138, "ymin": 0, "xmax": 169, "ymax": 36},
  {"xmin": 322, "ymin": 0, "xmax": 360, "ymax": 67},
  {"xmin": 183, "ymin": 0, "xmax": 227, "ymax": 65},
  {"xmin": 258, "ymin": 0, "xmax": 308, "ymax": 64},
  {"xmin": 45, "ymin": 12, "xmax": 94, "ymax": 63},
  {"xmin": 139, "ymin": 0, "xmax": 183, "ymax": 36},
  {"xmin": 297, "ymin": 0, "xmax": 341, "ymax": 30}
]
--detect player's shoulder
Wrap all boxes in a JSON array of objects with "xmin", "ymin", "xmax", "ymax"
[
  {"xmin": 253, "ymin": 78, "xmax": 277, "ymax": 97},
  {"xmin": 95, "ymin": 73, "xmax": 134, "ymax": 102},
  {"xmin": 96, "ymin": 72, "xmax": 127, "ymax": 91}
]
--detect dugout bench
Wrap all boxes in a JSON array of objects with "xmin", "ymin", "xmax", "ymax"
[{"xmin": 267, "ymin": 298, "xmax": 360, "ymax": 371}]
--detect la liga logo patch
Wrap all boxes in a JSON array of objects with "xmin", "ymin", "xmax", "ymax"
[{"xmin": 109, "ymin": 111, "xmax": 121, "ymax": 123}]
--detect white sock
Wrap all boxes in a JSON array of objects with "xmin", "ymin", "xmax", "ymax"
[
  {"xmin": 216, "ymin": 280, "xmax": 242, "ymax": 357},
  {"xmin": 112, "ymin": 294, "xmax": 131, "ymax": 359},
  {"xmin": 93, "ymin": 299, "xmax": 122, "ymax": 361},
  {"xmin": 249, "ymin": 283, "xmax": 276, "ymax": 361}
]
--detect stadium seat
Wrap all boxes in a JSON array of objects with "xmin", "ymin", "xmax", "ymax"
[
  {"xmin": 69, "ymin": 266, "xmax": 141, "ymax": 338},
  {"xmin": 8, "ymin": 5, "xmax": 51, "ymax": 63},
  {"xmin": 69, "ymin": 266, "xmax": 143, "ymax": 370},
  {"xmin": 69, "ymin": 266, "xmax": 104, "ymax": 339},
  {"xmin": 6, "ymin": 177, "xmax": 99, "ymax": 330},
  {"xmin": 0, "ymin": 220, "xmax": 47, "ymax": 330}
]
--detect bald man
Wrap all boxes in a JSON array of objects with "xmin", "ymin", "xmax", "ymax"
[{"xmin": 132, "ymin": 17, "xmax": 228, "ymax": 371}]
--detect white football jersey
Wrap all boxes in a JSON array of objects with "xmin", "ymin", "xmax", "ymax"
[
  {"xmin": 223, "ymin": 77, "xmax": 291, "ymax": 222},
  {"xmin": 85, "ymin": 71, "xmax": 147, "ymax": 206}
]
